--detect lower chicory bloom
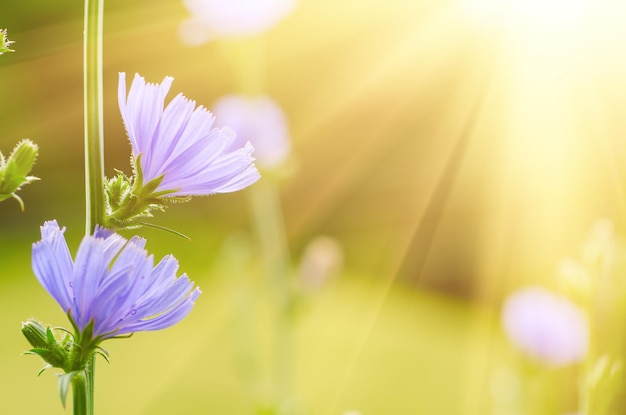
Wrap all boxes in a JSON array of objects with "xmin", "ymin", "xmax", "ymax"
[
  {"xmin": 179, "ymin": 0, "xmax": 298, "ymax": 45},
  {"xmin": 501, "ymin": 286, "xmax": 588, "ymax": 366},
  {"xmin": 118, "ymin": 72, "xmax": 260, "ymax": 197},
  {"xmin": 213, "ymin": 95, "xmax": 291, "ymax": 169},
  {"xmin": 32, "ymin": 220, "xmax": 201, "ymax": 341}
]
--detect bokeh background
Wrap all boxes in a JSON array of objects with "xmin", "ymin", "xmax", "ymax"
[{"xmin": 2, "ymin": 0, "xmax": 626, "ymax": 413}]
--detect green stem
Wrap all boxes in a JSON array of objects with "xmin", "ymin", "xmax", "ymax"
[
  {"xmin": 71, "ymin": 371, "xmax": 88, "ymax": 415},
  {"xmin": 80, "ymin": 0, "xmax": 104, "ymax": 413},
  {"xmin": 225, "ymin": 34, "xmax": 292, "ymax": 413},
  {"xmin": 84, "ymin": 357, "xmax": 95, "ymax": 414},
  {"xmin": 250, "ymin": 180, "xmax": 292, "ymax": 413},
  {"xmin": 84, "ymin": 0, "xmax": 105, "ymax": 235}
]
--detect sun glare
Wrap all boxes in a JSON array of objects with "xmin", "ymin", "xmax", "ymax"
[{"xmin": 460, "ymin": 0, "xmax": 591, "ymax": 37}]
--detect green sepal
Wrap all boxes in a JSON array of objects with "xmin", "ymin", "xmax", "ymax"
[
  {"xmin": 66, "ymin": 313, "xmax": 111, "ymax": 366},
  {"xmin": 133, "ymin": 220, "xmax": 191, "ymax": 240},
  {"xmin": 37, "ymin": 364, "xmax": 52, "ymax": 377},
  {"xmin": 58, "ymin": 371, "xmax": 81, "ymax": 408},
  {"xmin": 104, "ymin": 169, "xmax": 132, "ymax": 213},
  {"xmin": 24, "ymin": 348, "xmax": 68, "ymax": 370},
  {"xmin": 103, "ymin": 154, "xmax": 189, "ymax": 231},
  {"xmin": 95, "ymin": 346, "xmax": 110, "ymax": 364}
]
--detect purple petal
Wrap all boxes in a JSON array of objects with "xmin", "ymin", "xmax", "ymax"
[
  {"xmin": 32, "ymin": 221, "xmax": 73, "ymax": 312},
  {"xmin": 117, "ymin": 288, "xmax": 201, "ymax": 334}
]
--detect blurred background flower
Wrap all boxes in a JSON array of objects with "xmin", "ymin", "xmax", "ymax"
[
  {"xmin": 213, "ymin": 94, "xmax": 290, "ymax": 170},
  {"xmin": 501, "ymin": 286, "xmax": 588, "ymax": 367},
  {"xmin": 297, "ymin": 235, "xmax": 343, "ymax": 292},
  {"xmin": 179, "ymin": 0, "xmax": 297, "ymax": 45}
]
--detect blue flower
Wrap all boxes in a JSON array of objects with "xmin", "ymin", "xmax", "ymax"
[
  {"xmin": 32, "ymin": 220, "xmax": 200, "ymax": 340},
  {"xmin": 118, "ymin": 72, "xmax": 260, "ymax": 197}
]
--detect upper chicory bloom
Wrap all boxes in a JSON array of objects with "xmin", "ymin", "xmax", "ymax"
[
  {"xmin": 179, "ymin": 0, "xmax": 297, "ymax": 45},
  {"xmin": 118, "ymin": 72, "xmax": 260, "ymax": 197},
  {"xmin": 32, "ymin": 220, "xmax": 201, "ymax": 340},
  {"xmin": 501, "ymin": 286, "xmax": 588, "ymax": 367},
  {"xmin": 213, "ymin": 95, "xmax": 291, "ymax": 169}
]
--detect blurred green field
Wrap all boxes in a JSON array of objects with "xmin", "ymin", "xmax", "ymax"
[{"xmin": 2, "ymin": 232, "xmax": 492, "ymax": 414}]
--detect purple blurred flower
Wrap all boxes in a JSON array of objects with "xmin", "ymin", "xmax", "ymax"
[
  {"xmin": 213, "ymin": 95, "xmax": 290, "ymax": 169},
  {"xmin": 118, "ymin": 72, "xmax": 260, "ymax": 197},
  {"xmin": 501, "ymin": 286, "xmax": 588, "ymax": 366},
  {"xmin": 179, "ymin": 0, "xmax": 298, "ymax": 45},
  {"xmin": 32, "ymin": 220, "xmax": 200, "ymax": 339}
]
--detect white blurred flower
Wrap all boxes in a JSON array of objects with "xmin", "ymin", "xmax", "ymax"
[
  {"xmin": 298, "ymin": 236, "xmax": 343, "ymax": 291},
  {"xmin": 213, "ymin": 95, "xmax": 291, "ymax": 169},
  {"xmin": 180, "ymin": 0, "xmax": 298, "ymax": 45},
  {"xmin": 501, "ymin": 286, "xmax": 588, "ymax": 367}
]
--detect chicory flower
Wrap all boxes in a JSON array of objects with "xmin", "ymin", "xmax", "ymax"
[
  {"xmin": 106, "ymin": 73, "xmax": 260, "ymax": 229},
  {"xmin": 32, "ymin": 220, "xmax": 200, "ymax": 341},
  {"xmin": 118, "ymin": 72, "xmax": 259, "ymax": 197}
]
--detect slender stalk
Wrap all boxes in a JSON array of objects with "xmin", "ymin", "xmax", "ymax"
[
  {"xmin": 84, "ymin": 0, "xmax": 105, "ymax": 235},
  {"xmin": 81, "ymin": 0, "xmax": 105, "ymax": 413},
  {"xmin": 71, "ymin": 372, "xmax": 88, "ymax": 415},
  {"xmin": 225, "ymin": 36, "xmax": 293, "ymax": 412},
  {"xmin": 84, "ymin": 358, "xmax": 96, "ymax": 414},
  {"xmin": 250, "ymin": 180, "xmax": 292, "ymax": 413}
]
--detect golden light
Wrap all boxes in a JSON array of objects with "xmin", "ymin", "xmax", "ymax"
[{"xmin": 460, "ymin": 0, "xmax": 592, "ymax": 38}]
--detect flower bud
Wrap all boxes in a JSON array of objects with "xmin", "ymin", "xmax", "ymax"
[
  {"xmin": 0, "ymin": 29, "xmax": 14, "ymax": 55},
  {"xmin": 0, "ymin": 139, "xmax": 39, "ymax": 210},
  {"xmin": 7, "ymin": 139, "xmax": 39, "ymax": 180},
  {"xmin": 21, "ymin": 319, "xmax": 50, "ymax": 350},
  {"xmin": 22, "ymin": 319, "xmax": 70, "ymax": 371}
]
